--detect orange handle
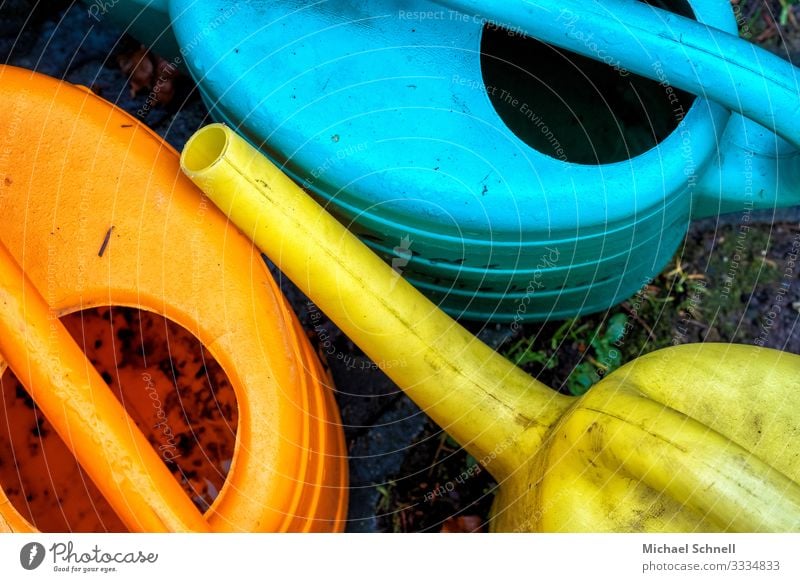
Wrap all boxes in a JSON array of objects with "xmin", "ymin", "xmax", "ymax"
[
  {"xmin": 0, "ymin": 65, "xmax": 347, "ymax": 532},
  {"xmin": 0, "ymin": 241, "xmax": 209, "ymax": 532}
]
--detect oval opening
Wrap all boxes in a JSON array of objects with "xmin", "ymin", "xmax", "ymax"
[
  {"xmin": 0, "ymin": 307, "xmax": 238, "ymax": 532},
  {"xmin": 182, "ymin": 125, "xmax": 228, "ymax": 173},
  {"xmin": 480, "ymin": 0, "xmax": 697, "ymax": 165}
]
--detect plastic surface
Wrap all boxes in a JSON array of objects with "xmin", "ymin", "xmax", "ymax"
[
  {"xmin": 0, "ymin": 66, "xmax": 347, "ymax": 532},
  {"xmin": 0, "ymin": 243, "xmax": 209, "ymax": 532},
  {"xmin": 182, "ymin": 123, "xmax": 800, "ymax": 532},
  {"xmin": 79, "ymin": 1, "xmax": 800, "ymax": 321}
]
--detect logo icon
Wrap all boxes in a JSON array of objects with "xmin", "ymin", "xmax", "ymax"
[
  {"xmin": 390, "ymin": 235, "xmax": 413, "ymax": 289},
  {"xmin": 19, "ymin": 542, "xmax": 46, "ymax": 570}
]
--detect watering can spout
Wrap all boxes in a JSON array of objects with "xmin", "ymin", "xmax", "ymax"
[
  {"xmin": 692, "ymin": 114, "xmax": 800, "ymax": 219},
  {"xmin": 182, "ymin": 125, "xmax": 800, "ymax": 532},
  {"xmin": 180, "ymin": 124, "xmax": 573, "ymax": 481}
]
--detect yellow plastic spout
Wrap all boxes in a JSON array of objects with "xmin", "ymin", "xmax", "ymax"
[
  {"xmin": 181, "ymin": 125, "xmax": 572, "ymax": 482},
  {"xmin": 0, "ymin": 242, "xmax": 208, "ymax": 532},
  {"xmin": 181, "ymin": 124, "xmax": 800, "ymax": 532}
]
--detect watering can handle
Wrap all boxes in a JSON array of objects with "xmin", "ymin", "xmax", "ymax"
[
  {"xmin": 434, "ymin": 0, "xmax": 800, "ymax": 149},
  {"xmin": 0, "ymin": 241, "xmax": 210, "ymax": 532}
]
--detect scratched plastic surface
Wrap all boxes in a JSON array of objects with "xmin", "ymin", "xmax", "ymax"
[{"xmin": 0, "ymin": 307, "xmax": 236, "ymax": 532}]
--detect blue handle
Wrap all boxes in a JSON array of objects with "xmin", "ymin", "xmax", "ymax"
[{"xmin": 434, "ymin": 0, "xmax": 800, "ymax": 148}]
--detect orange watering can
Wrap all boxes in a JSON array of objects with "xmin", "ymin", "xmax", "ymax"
[
  {"xmin": 0, "ymin": 66, "xmax": 347, "ymax": 532},
  {"xmin": 181, "ymin": 124, "xmax": 800, "ymax": 532}
]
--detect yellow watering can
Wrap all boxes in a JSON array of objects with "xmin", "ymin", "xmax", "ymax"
[
  {"xmin": 181, "ymin": 124, "xmax": 800, "ymax": 532},
  {"xmin": 0, "ymin": 66, "xmax": 347, "ymax": 532}
]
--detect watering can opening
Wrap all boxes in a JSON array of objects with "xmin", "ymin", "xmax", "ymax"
[
  {"xmin": 182, "ymin": 124, "xmax": 228, "ymax": 173},
  {"xmin": 479, "ymin": 0, "xmax": 696, "ymax": 165},
  {"xmin": 0, "ymin": 306, "xmax": 238, "ymax": 533}
]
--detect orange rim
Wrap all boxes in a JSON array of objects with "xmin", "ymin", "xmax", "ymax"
[{"xmin": 0, "ymin": 65, "xmax": 347, "ymax": 532}]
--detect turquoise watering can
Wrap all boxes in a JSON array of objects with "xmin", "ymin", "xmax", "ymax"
[{"xmin": 102, "ymin": 0, "xmax": 800, "ymax": 322}]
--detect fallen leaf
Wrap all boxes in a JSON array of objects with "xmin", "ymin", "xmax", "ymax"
[
  {"xmin": 440, "ymin": 515, "xmax": 484, "ymax": 533},
  {"xmin": 116, "ymin": 46, "xmax": 178, "ymax": 108},
  {"xmin": 152, "ymin": 55, "xmax": 177, "ymax": 106},
  {"xmin": 117, "ymin": 45, "xmax": 154, "ymax": 96}
]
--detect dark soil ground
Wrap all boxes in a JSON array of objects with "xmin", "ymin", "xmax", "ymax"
[{"xmin": 1, "ymin": 0, "xmax": 798, "ymax": 533}]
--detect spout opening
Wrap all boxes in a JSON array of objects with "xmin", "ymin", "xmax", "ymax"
[{"xmin": 182, "ymin": 124, "xmax": 230, "ymax": 174}]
